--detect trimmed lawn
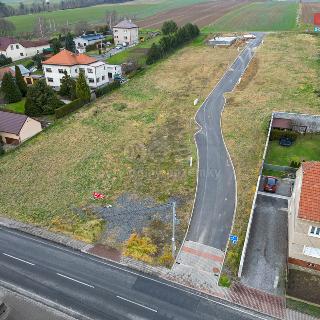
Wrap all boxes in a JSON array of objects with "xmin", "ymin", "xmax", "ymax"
[
  {"xmin": 0, "ymin": 98, "xmax": 25, "ymax": 113},
  {"xmin": 265, "ymin": 135, "xmax": 320, "ymax": 167},
  {"xmin": 0, "ymin": 41, "xmax": 239, "ymax": 246},
  {"xmin": 221, "ymin": 32, "xmax": 320, "ymax": 276},
  {"xmin": 203, "ymin": 2, "xmax": 298, "ymax": 33}
]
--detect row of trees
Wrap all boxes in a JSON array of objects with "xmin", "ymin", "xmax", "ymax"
[
  {"xmin": 146, "ymin": 22, "xmax": 200, "ymax": 65},
  {"xmin": 0, "ymin": 0, "xmax": 132, "ymax": 17}
]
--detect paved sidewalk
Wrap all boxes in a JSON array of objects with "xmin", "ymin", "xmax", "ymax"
[{"xmin": 286, "ymin": 309, "xmax": 320, "ymax": 320}]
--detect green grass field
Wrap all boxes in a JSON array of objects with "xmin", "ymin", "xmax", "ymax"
[
  {"xmin": 0, "ymin": 98, "xmax": 26, "ymax": 113},
  {"xmin": 6, "ymin": 0, "xmax": 208, "ymax": 35},
  {"xmin": 203, "ymin": 1, "xmax": 298, "ymax": 33},
  {"xmin": 265, "ymin": 135, "xmax": 320, "ymax": 167}
]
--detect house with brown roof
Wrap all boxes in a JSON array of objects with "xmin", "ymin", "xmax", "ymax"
[
  {"xmin": 113, "ymin": 20, "xmax": 139, "ymax": 45},
  {"xmin": 0, "ymin": 111, "xmax": 42, "ymax": 145},
  {"xmin": 288, "ymin": 161, "xmax": 320, "ymax": 273},
  {"xmin": 0, "ymin": 37, "xmax": 49, "ymax": 61},
  {"xmin": 42, "ymin": 49, "xmax": 121, "ymax": 89}
]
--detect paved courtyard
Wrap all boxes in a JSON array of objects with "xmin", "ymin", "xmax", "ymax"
[{"xmin": 241, "ymin": 194, "xmax": 288, "ymax": 295}]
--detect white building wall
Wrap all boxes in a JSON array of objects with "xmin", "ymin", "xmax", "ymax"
[
  {"xmin": 2, "ymin": 43, "xmax": 50, "ymax": 61},
  {"xmin": 19, "ymin": 118, "xmax": 42, "ymax": 142},
  {"xmin": 25, "ymin": 44, "xmax": 50, "ymax": 57},
  {"xmin": 113, "ymin": 28, "xmax": 139, "ymax": 45}
]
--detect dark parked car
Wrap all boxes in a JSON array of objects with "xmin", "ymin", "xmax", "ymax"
[
  {"xmin": 263, "ymin": 176, "xmax": 278, "ymax": 193},
  {"xmin": 279, "ymin": 137, "xmax": 293, "ymax": 147}
]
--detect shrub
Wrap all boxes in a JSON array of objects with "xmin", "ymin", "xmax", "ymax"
[
  {"xmin": 95, "ymin": 80, "xmax": 120, "ymax": 98},
  {"xmin": 55, "ymin": 98, "xmax": 86, "ymax": 118},
  {"xmin": 269, "ymin": 129, "xmax": 298, "ymax": 141},
  {"xmin": 158, "ymin": 246, "xmax": 174, "ymax": 268},
  {"xmin": 25, "ymin": 80, "xmax": 62, "ymax": 116},
  {"xmin": 219, "ymin": 275, "xmax": 231, "ymax": 288},
  {"xmin": 124, "ymin": 233, "xmax": 157, "ymax": 264},
  {"xmin": 0, "ymin": 54, "xmax": 12, "ymax": 67},
  {"xmin": 112, "ymin": 102, "xmax": 127, "ymax": 111},
  {"xmin": 290, "ymin": 160, "xmax": 301, "ymax": 168}
]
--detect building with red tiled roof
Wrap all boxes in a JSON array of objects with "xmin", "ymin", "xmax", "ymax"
[
  {"xmin": 42, "ymin": 49, "xmax": 122, "ymax": 90},
  {"xmin": 288, "ymin": 161, "xmax": 320, "ymax": 273},
  {"xmin": 0, "ymin": 37, "xmax": 49, "ymax": 61}
]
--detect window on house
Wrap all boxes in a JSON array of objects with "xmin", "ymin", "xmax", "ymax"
[
  {"xmin": 124, "ymin": 36, "xmax": 128, "ymax": 40},
  {"xmin": 16, "ymin": 45, "xmax": 19, "ymax": 49},
  {"xmin": 88, "ymin": 78, "xmax": 94, "ymax": 83},
  {"xmin": 79, "ymin": 68, "xmax": 85, "ymax": 73},
  {"xmin": 87, "ymin": 69, "xmax": 93, "ymax": 74},
  {"xmin": 96, "ymin": 78, "xmax": 100, "ymax": 83},
  {"xmin": 10, "ymin": 45, "xmax": 13, "ymax": 50},
  {"xmin": 309, "ymin": 226, "xmax": 320, "ymax": 238},
  {"xmin": 75, "ymin": 68, "xmax": 78, "ymax": 73},
  {"xmin": 46, "ymin": 68, "xmax": 52, "ymax": 73},
  {"xmin": 20, "ymin": 53, "xmax": 24, "ymax": 56},
  {"xmin": 303, "ymin": 246, "xmax": 320, "ymax": 259},
  {"xmin": 102, "ymin": 76, "xmax": 105, "ymax": 81},
  {"xmin": 58, "ymin": 69, "xmax": 64, "ymax": 74},
  {"xmin": 47, "ymin": 78, "xmax": 54, "ymax": 82}
]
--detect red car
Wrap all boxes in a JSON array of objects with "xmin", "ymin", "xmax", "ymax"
[{"xmin": 263, "ymin": 176, "xmax": 278, "ymax": 193}]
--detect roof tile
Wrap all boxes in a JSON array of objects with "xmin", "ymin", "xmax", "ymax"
[
  {"xmin": 298, "ymin": 162, "xmax": 320, "ymax": 222},
  {"xmin": 43, "ymin": 49, "xmax": 98, "ymax": 66}
]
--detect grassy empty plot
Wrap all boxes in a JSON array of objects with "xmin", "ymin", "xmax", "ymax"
[
  {"xmin": 0, "ymin": 99, "xmax": 25, "ymax": 114},
  {"xmin": 221, "ymin": 32, "xmax": 320, "ymax": 276},
  {"xmin": 6, "ymin": 0, "xmax": 209, "ymax": 35},
  {"xmin": 203, "ymin": 2, "xmax": 298, "ymax": 32},
  {"xmin": 0, "ymin": 41, "xmax": 239, "ymax": 244},
  {"xmin": 266, "ymin": 135, "xmax": 320, "ymax": 167}
]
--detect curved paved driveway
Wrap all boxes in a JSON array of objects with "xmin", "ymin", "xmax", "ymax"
[{"xmin": 187, "ymin": 34, "xmax": 264, "ymax": 252}]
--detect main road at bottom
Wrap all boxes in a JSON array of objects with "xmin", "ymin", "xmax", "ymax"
[{"xmin": 0, "ymin": 227, "xmax": 272, "ymax": 320}]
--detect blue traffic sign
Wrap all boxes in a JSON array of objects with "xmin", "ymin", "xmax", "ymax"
[{"xmin": 229, "ymin": 234, "xmax": 238, "ymax": 244}]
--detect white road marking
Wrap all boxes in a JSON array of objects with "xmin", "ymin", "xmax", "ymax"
[
  {"xmin": 56, "ymin": 273, "xmax": 94, "ymax": 288},
  {"xmin": 257, "ymin": 191, "xmax": 290, "ymax": 200},
  {"xmin": 116, "ymin": 296, "xmax": 157, "ymax": 313},
  {"xmin": 2, "ymin": 253, "xmax": 35, "ymax": 266},
  {"xmin": 1, "ymin": 227, "xmax": 269, "ymax": 319}
]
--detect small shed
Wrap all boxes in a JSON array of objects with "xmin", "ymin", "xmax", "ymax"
[
  {"xmin": 209, "ymin": 36, "xmax": 237, "ymax": 46},
  {"xmin": 0, "ymin": 111, "xmax": 42, "ymax": 145},
  {"xmin": 272, "ymin": 118, "xmax": 293, "ymax": 130}
]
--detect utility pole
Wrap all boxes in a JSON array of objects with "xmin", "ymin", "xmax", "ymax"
[{"xmin": 172, "ymin": 201, "xmax": 176, "ymax": 257}]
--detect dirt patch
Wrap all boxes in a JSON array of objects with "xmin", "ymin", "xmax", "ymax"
[
  {"xmin": 137, "ymin": 0, "xmax": 251, "ymax": 29},
  {"xmin": 88, "ymin": 244, "xmax": 121, "ymax": 262},
  {"xmin": 287, "ymin": 269, "xmax": 320, "ymax": 305}
]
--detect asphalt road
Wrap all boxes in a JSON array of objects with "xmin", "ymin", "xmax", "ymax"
[
  {"xmin": 187, "ymin": 34, "xmax": 264, "ymax": 251},
  {"xmin": 0, "ymin": 227, "xmax": 271, "ymax": 320}
]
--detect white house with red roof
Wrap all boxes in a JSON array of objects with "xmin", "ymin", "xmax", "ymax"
[
  {"xmin": 0, "ymin": 37, "xmax": 49, "ymax": 61},
  {"xmin": 288, "ymin": 161, "xmax": 320, "ymax": 273},
  {"xmin": 42, "ymin": 49, "xmax": 121, "ymax": 90}
]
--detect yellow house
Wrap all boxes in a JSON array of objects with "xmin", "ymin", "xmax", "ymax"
[{"xmin": 0, "ymin": 110, "xmax": 42, "ymax": 145}]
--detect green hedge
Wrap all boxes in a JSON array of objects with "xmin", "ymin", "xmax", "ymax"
[
  {"xmin": 95, "ymin": 80, "xmax": 121, "ymax": 98},
  {"xmin": 55, "ymin": 98, "xmax": 86, "ymax": 118},
  {"xmin": 269, "ymin": 129, "xmax": 298, "ymax": 141}
]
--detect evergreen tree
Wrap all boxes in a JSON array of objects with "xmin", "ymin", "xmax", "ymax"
[
  {"xmin": 51, "ymin": 37, "xmax": 62, "ymax": 54},
  {"xmin": 59, "ymin": 71, "xmax": 76, "ymax": 99},
  {"xmin": 76, "ymin": 71, "xmax": 90, "ymax": 102},
  {"xmin": 0, "ymin": 53, "xmax": 11, "ymax": 67},
  {"xmin": 32, "ymin": 53, "xmax": 42, "ymax": 69},
  {"xmin": 25, "ymin": 80, "xmax": 63, "ymax": 116},
  {"xmin": 65, "ymin": 32, "xmax": 76, "ymax": 52},
  {"xmin": 1, "ymin": 72, "xmax": 22, "ymax": 103},
  {"xmin": 146, "ymin": 43, "xmax": 161, "ymax": 65},
  {"xmin": 15, "ymin": 65, "xmax": 28, "ymax": 97},
  {"xmin": 161, "ymin": 20, "xmax": 178, "ymax": 35}
]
